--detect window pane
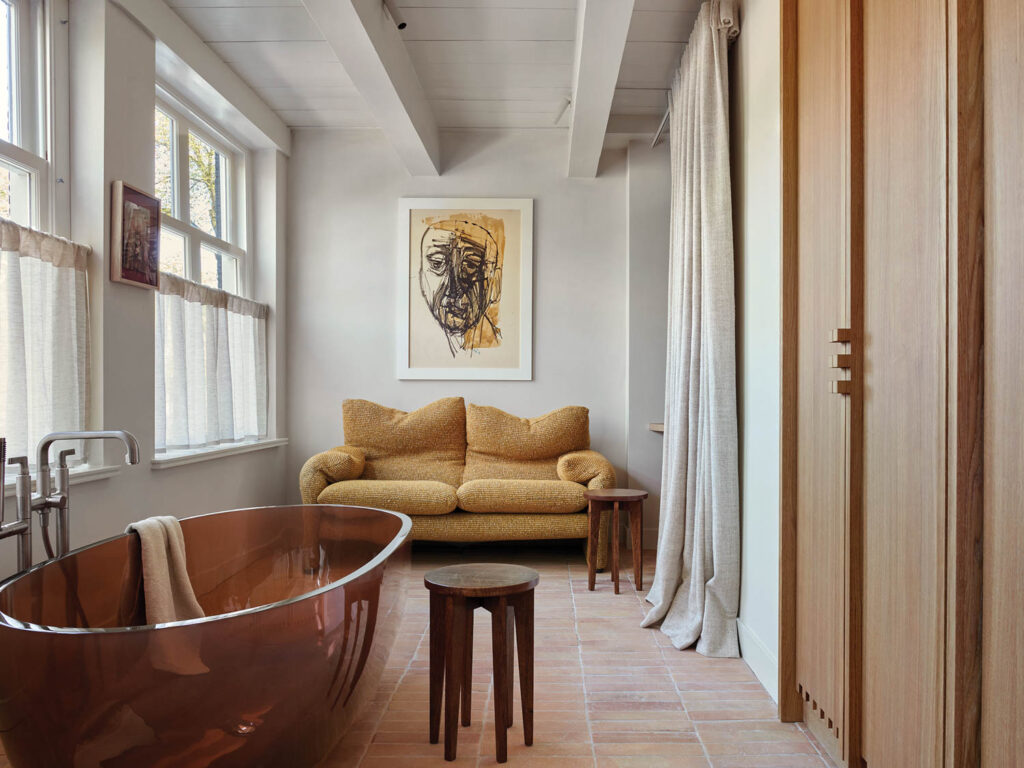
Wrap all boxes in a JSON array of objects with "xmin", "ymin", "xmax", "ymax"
[
  {"xmin": 154, "ymin": 108, "xmax": 175, "ymax": 217},
  {"xmin": 0, "ymin": 1, "xmax": 13, "ymax": 145},
  {"xmin": 188, "ymin": 132, "xmax": 227, "ymax": 239},
  {"xmin": 0, "ymin": 159, "xmax": 30, "ymax": 225},
  {"xmin": 159, "ymin": 228, "xmax": 186, "ymax": 277},
  {"xmin": 200, "ymin": 244, "xmax": 238, "ymax": 293}
]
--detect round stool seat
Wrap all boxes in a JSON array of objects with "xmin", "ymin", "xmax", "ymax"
[
  {"xmin": 583, "ymin": 488, "xmax": 649, "ymax": 503},
  {"xmin": 424, "ymin": 563, "xmax": 539, "ymax": 597}
]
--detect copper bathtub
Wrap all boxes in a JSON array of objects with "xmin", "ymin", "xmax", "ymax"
[{"xmin": 0, "ymin": 504, "xmax": 412, "ymax": 767}]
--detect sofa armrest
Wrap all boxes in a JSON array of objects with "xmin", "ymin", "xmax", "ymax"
[
  {"xmin": 299, "ymin": 446, "xmax": 366, "ymax": 504},
  {"xmin": 557, "ymin": 450, "xmax": 616, "ymax": 490}
]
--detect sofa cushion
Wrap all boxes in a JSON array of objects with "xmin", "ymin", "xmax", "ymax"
[
  {"xmin": 318, "ymin": 480, "xmax": 458, "ymax": 516},
  {"xmin": 343, "ymin": 397, "xmax": 466, "ymax": 487},
  {"xmin": 464, "ymin": 404, "xmax": 590, "ymax": 482},
  {"xmin": 457, "ymin": 479, "xmax": 587, "ymax": 514}
]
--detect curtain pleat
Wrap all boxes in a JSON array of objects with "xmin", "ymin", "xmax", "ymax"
[
  {"xmin": 0, "ymin": 218, "xmax": 90, "ymax": 464},
  {"xmin": 154, "ymin": 273, "xmax": 268, "ymax": 452},
  {"xmin": 642, "ymin": 0, "xmax": 741, "ymax": 658}
]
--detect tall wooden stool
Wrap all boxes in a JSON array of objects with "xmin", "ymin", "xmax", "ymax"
[
  {"xmin": 584, "ymin": 488, "xmax": 649, "ymax": 593},
  {"xmin": 425, "ymin": 563, "xmax": 538, "ymax": 763}
]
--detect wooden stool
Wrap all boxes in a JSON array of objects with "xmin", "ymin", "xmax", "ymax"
[
  {"xmin": 425, "ymin": 563, "xmax": 539, "ymax": 763},
  {"xmin": 584, "ymin": 488, "xmax": 649, "ymax": 593}
]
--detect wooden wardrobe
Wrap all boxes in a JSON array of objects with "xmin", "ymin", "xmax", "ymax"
[{"xmin": 778, "ymin": 0, "xmax": 1021, "ymax": 765}]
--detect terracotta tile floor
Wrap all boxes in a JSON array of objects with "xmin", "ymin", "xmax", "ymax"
[
  {"xmin": 321, "ymin": 543, "xmax": 839, "ymax": 768},
  {"xmin": 0, "ymin": 544, "xmax": 837, "ymax": 768}
]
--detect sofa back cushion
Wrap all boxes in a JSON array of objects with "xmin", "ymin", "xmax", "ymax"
[
  {"xmin": 463, "ymin": 404, "xmax": 590, "ymax": 482},
  {"xmin": 342, "ymin": 397, "xmax": 466, "ymax": 486}
]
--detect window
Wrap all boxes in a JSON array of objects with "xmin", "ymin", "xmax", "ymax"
[
  {"xmin": 1, "ymin": 0, "xmax": 80, "ymax": 468},
  {"xmin": 153, "ymin": 94, "xmax": 248, "ymax": 293},
  {"xmin": 153, "ymin": 91, "xmax": 267, "ymax": 455},
  {"xmin": 0, "ymin": 0, "xmax": 52, "ymax": 232}
]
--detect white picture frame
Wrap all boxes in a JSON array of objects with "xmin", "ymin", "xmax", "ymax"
[{"xmin": 397, "ymin": 197, "xmax": 534, "ymax": 381}]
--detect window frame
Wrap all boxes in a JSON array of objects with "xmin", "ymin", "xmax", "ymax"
[
  {"xmin": 0, "ymin": 0, "xmax": 68, "ymax": 235},
  {"xmin": 155, "ymin": 85, "xmax": 251, "ymax": 297}
]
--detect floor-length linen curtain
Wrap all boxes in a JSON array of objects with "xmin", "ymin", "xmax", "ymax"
[
  {"xmin": 155, "ymin": 273, "xmax": 268, "ymax": 452},
  {"xmin": 0, "ymin": 218, "xmax": 90, "ymax": 464},
  {"xmin": 641, "ymin": 0, "xmax": 741, "ymax": 658}
]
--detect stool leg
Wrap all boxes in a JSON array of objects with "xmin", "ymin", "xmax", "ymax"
[
  {"xmin": 505, "ymin": 604, "xmax": 515, "ymax": 728},
  {"xmin": 462, "ymin": 604, "xmax": 473, "ymax": 727},
  {"xmin": 490, "ymin": 596, "xmax": 510, "ymax": 763},
  {"xmin": 631, "ymin": 500, "xmax": 644, "ymax": 591},
  {"xmin": 611, "ymin": 501, "xmax": 621, "ymax": 594},
  {"xmin": 444, "ymin": 596, "xmax": 467, "ymax": 761},
  {"xmin": 513, "ymin": 591, "xmax": 534, "ymax": 747},
  {"xmin": 429, "ymin": 591, "xmax": 444, "ymax": 744},
  {"xmin": 587, "ymin": 501, "xmax": 599, "ymax": 591}
]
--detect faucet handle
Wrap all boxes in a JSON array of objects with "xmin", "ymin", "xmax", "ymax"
[
  {"xmin": 7, "ymin": 455, "xmax": 29, "ymax": 475},
  {"xmin": 58, "ymin": 449, "xmax": 76, "ymax": 469}
]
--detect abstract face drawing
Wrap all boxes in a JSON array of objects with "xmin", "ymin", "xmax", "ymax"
[{"xmin": 419, "ymin": 218, "xmax": 502, "ymax": 356}]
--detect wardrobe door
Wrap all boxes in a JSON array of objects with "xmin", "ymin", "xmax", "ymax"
[
  {"xmin": 793, "ymin": 0, "xmax": 850, "ymax": 759},
  {"xmin": 860, "ymin": 0, "xmax": 948, "ymax": 764},
  {"xmin": 981, "ymin": 0, "xmax": 1023, "ymax": 763}
]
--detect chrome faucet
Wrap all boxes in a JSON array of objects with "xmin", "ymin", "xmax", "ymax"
[{"xmin": 1, "ymin": 430, "xmax": 140, "ymax": 572}]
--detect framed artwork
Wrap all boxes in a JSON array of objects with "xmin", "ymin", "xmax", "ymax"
[
  {"xmin": 398, "ymin": 198, "xmax": 533, "ymax": 380},
  {"xmin": 111, "ymin": 181, "xmax": 160, "ymax": 289}
]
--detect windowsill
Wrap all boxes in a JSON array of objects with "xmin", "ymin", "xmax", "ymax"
[
  {"xmin": 151, "ymin": 437, "xmax": 288, "ymax": 470},
  {"xmin": 3, "ymin": 463, "xmax": 123, "ymax": 498}
]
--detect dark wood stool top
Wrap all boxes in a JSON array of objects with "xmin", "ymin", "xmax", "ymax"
[
  {"xmin": 424, "ymin": 563, "xmax": 539, "ymax": 597},
  {"xmin": 585, "ymin": 489, "xmax": 648, "ymax": 593},
  {"xmin": 584, "ymin": 488, "xmax": 649, "ymax": 503}
]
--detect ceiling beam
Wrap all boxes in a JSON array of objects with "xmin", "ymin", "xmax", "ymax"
[
  {"xmin": 567, "ymin": 0, "xmax": 636, "ymax": 177},
  {"xmin": 303, "ymin": 0, "xmax": 441, "ymax": 176}
]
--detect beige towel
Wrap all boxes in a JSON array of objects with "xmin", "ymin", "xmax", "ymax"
[
  {"xmin": 125, "ymin": 516, "xmax": 205, "ymax": 624},
  {"xmin": 126, "ymin": 516, "xmax": 209, "ymax": 676}
]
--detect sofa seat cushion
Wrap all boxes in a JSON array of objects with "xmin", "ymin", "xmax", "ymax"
[
  {"xmin": 457, "ymin": 479, "xmax": 587, "ymax": 514},
  {"xmin": 463, "ymin": 404, "xmax": 591, "ymax": 482},
  {"xmin": 343, "ymin": 397, "xmax": 466, "ymax": 487},
  {"xmin": 318, "ymin": 480, "xmax": 458, "ymax": 516}
]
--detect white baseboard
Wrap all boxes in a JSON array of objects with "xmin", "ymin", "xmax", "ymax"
[{"xmin": 737, "ymin": 617, "xmax": 778, "ymax": 703}]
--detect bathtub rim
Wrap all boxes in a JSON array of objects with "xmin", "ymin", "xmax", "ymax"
[{"xmin": 0, "ymin": 504, "xmax": 413, "ymax": 636}]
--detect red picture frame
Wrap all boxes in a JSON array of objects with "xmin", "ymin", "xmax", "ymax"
[{"xmin": 111, "ymin": 181, "xmax": 160, "ymax": 290}]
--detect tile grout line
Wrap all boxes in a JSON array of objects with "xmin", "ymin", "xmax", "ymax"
[
  {"xmin": 663, "ymin": 639, "xmax": 715, "ymax": 767},
  {"xmin": 356, "ymin": 605, "xmax": 430, "ymax": 768},
  {"xmin": 567, "ymin": 561, "xmax": 599, "ymax": 768},
  {"xmin": 796, "ymin": 721, "xmax": 836, "ymax": 767}
]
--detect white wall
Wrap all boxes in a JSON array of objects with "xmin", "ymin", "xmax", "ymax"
[
  {"xmin": 730, "ymin": 0, "xmax": 783, "ymax": 700},
  {"xmin": 286, "ymin": 129, "xmax": 634, "ymax": 498},
  {"xmin": 0, "ymin": 0, "xmax": 289, "ymax": 577},
  {"xmin": 626, "ymin": 140, "xmax": 670, "ymax": 542}
]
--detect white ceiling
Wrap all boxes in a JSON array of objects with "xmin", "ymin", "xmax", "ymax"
[{"xmin": 166, "ymin": 0, "xmax": 701, "ymax": 132}]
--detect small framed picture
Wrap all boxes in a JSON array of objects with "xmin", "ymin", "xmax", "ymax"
[{"xmin": 111, "ymin": 181, "xmax": 160, "ymax": 290}]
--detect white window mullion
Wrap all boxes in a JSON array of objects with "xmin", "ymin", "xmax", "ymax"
[
  {"xmin": 175, "ymin": 117, "xmax": 190, "ymax": 271},
  {"xmin": 43, "ymin": 0, "xmax": 70, "ymax": 237}
]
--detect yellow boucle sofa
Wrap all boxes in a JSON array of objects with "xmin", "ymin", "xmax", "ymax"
[{"xmin": 299, "ymin": 397, "xmax": 616, "ymax": 568}]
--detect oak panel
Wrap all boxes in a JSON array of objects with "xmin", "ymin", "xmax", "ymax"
[
  {"xmin": 980, "ymin": 0, "xmax": 1024, "ymax": 764},
  {"xmin": 861, "ymin": 0, "xmax": 948, "ymax": 764},
  {"xmin": 793, "ymin": 0, "xmax": 850, "ymax": 760}
]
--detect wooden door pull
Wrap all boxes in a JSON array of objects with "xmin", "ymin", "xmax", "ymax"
[
  {"xmin": 830, "ymin": 354, "xmax": 853, "ymax": 369},
  {"xmin": 830, "ymin": 328, "xmax": 852, "ymax": 343},
  {"xmin": 830, "ymin": 380, "xmax": 852, "ymax": 395}
]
